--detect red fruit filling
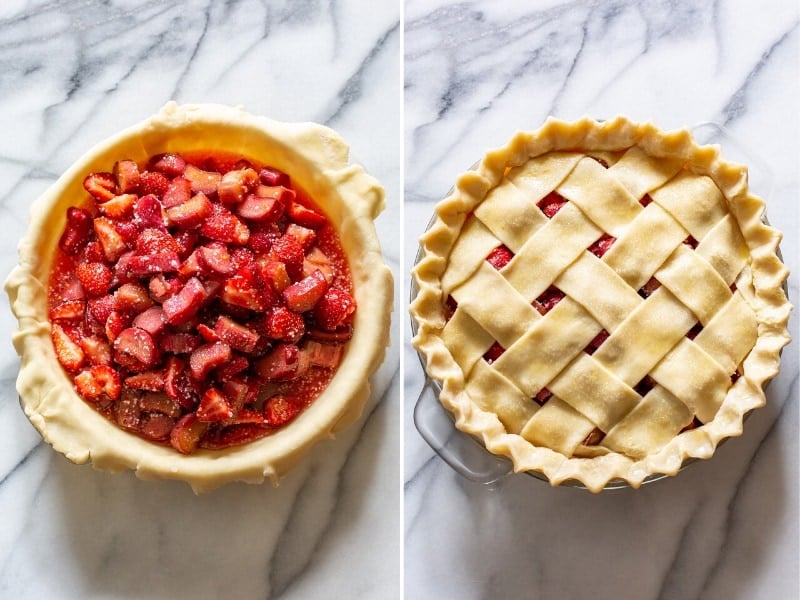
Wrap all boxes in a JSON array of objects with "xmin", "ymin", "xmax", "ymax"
[{"xmin": 49, "ymin": 150, "xmax": 356, "ymax": 453}]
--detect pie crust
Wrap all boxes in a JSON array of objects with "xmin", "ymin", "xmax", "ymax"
[
  {"xmin": 410, "ymin": 116, "xmax": 791, "ymax": 492},
  {"xmin": 5, "ymin": 102, "xmax": 393, "ymax": 492}
]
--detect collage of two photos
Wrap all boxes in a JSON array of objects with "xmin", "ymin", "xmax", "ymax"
[{"xmin": 0, "ymin": 1, "xmax": 797, "ymax": 599}]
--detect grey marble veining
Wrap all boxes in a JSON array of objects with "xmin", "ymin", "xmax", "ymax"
[
  {"xmin": 0, "ymin": 1, "xmax": 400, "ymax": 599},
  {"xmin": 404, "ymin": 1, "xmax": 798, "ymax": 599}
]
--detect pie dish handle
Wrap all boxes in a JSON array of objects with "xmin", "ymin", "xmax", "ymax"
[{"xmin": 414, "ymin": 379, "xmax": 513, "ymax": 486}]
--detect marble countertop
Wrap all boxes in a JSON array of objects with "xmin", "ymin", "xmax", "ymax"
[
  {"xmin": 404, "ymin": 1, "xmax": 798, "ymax": 599},
  {"xmin": 0, "ymin": 1, "xmax": 400, "ymax": 599}
]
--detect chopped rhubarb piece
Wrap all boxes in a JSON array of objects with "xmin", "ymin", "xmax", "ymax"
[
  {"xmin": 200, "ymin": 209, "xmax": 250, "ymax": 245},
  {"xmin": 132, "ymin": 306, "xmax": 167, "ymax": 336},
  {"xmin": 264, "ymin": 395, "xmax": 302, "ymax": 427},
  {"xmin": 268, "ymin": 235, "xmax": 304, "ymax": 280},
  {"xmin": 221, "ymin": 265, "xmax": 272, "ymax": 311},
  {"xmin": 79, "ymin": 336, "xmax": 112, "ymax": 366},
  {"xmin": 184, "ymin": 163, "xmax": 221, "ymax": 195},
  {"xmin": 150, "ymin": 153, "xmax": 187, "ymax": 177},
  {"xmin": 197, "ymin": 243, "xmax": 235, "ymax": 275},
  {"xmin": 138, "ymin": 171, "xmax": 170, "ymax": 197},
  {"xmin": 76, "ymin": 262, "xmax": 113, "ymax": 297},
  {"xmin": 97, "ymin": 193, "xmax": 137, "ymax": 219},
  {"xmin": 74, "ymin": 365, "xmax": 121, "ymax": 401},
  {"xmin": 162, "ymin": 277, "xmax": 206, "ymax": 325},
  {"xmin": 214, "ymin": 315, "xmax": 260, "ymax": 353},
  {"xmin": 198, "ymin": 423, "xmax": 269, "ymax": 450},
  {"xmin": 534, "ymin": 287, "xmax": 565, "ymax": 315},
  {"xmin": 160, "ymin": 332, "xmax": 201, "ymax": 355},
  {"xmin": 115, "ymin": 282, "xmax": 154, "ymax": 313},
  {"xmin": 189, "ymin": 342, "xmax": 232, "ymax": 380},
  {"xmin": 218, "ymin": 168, "xmax": 259, "ymax": 204},
  {"xmin": 164, "ymin": 356, "xmax": 198, "ymax": 409},
  {"xmin": 127, "ymin": 252, "xmax": 180, "ymax": 276},
  {"xmin": 113, "ymin": 327, "xmax": 160, "ymax": 371},
  {"xmin": 635, "ymin": 375, "xmax": 658, "ymax": 396},
  {"xmin": 221, "ymin": 378, "xmax": 256, "ymax": 415},
  {"xmin": 59, "ymin": 207, "xmax": 93, "ymax": 255},
  {"xmin": 139, "ymin": 391, "xmax": 181, "ymax": 417},
  {"xmin": 166, "ymin": 192, "xmax": 213, "ymax": 228},
  {"xmin": 585, "ymin": 330, "xmax": 610, "ymax": 354},
  {"xmin": 178, "ymin": 249, "xmax": 204, "ymax": 277},
  {"xmin": 237, "ymin": 194, "xmax": 285, "ymax": 222},
  {"xmin": 49, "ymin": 299, "xmax": 85, "ymax": 322},
  {"xmin": 139, "ymin": 413, "xmax": 176, "ymax": 441},
  {"xmin": 265, "ymin": 305, "xmax": 305, "ymax": 342},
  {"xmin": 113, "ymin": 159, "xmax": 140, "ymax": 193},
  {"xmin": 538, "ymin": 191, "xmax": 567, "ymax": 218},
  {"xmin": 534, "ymin": 388, "xmax": 552, "ymax": 405},
  {"xmin": 307, "ymin": 326, "xmax": 353, "ymax": 344},
  {"xmin": 162, "ymin": 177, "xmax": 192, "ymax": 208},
  {"xmin": 170, "ymin": 413, "xmax": 208, "ymax": 454},
  {"xmin": 638, "ymin": 277, "xmax": 661, "ymax": 298},
  {"xmin": 93, "ymin": 217, "xmax": 128, "ymax": 262},
  {"xmin": 288, "ymin": 202, "xmax": 326, "ymax": 229},
  {"xmin": 256, "ymin": 343, "xmax": 302, "ymax": 381},
  {"xmin": 302, "ymin": 247, "xmax": 333, "ymax": 282},
  {"xmin": 640, "ymin": 194, "xmax": 653, "ymax": 207},
  {"xmin": 227, "ymin": 408, "xmax": 266, "ymax": 426},
  {"xmin": 684, "ymin": 235, "xmax": 699, "ymax": 249},
  {"xmin": 52, "ymin": 323, "xmax": 85, "ymax": 371},
  {"xmin": 213, "ymin": 354, "xmax": 250, "ymax": 380},
  {"xmin": 313, "ymin": 287, "xmax": 356, "ymax": 331},
  {"xmin": 197, "ymin": 388, "xmax": 234, "ymax": 422},
  {"xmin": 259, "ymin": 167, "xmax": 290, "ymax": 187},
  {"xmin": 148, "ymin": 274, "xmax": 182, "ymax": 303},
  {"xmin": 133, "ymin": 194, "xmax": 167, "ymax": 229},
  {"xmin": 125, "ymin": 371, "xmax": 166, "ymax": 392},
  {"xmin": 588, "ymin": 234, "xmax": 616, "ymax": 258},
  {"xmin": 304, "ymin": 340, "xmax": 344, "ymax": 368},
  {"xmin": 283, "ymin": 269, "xmax": 328, "ymax": 313},
  {"xmin": 583, "ymin": 428, "xmax": 605, "ymax": 446},
  {"xmin": 83, "ymin": 172, "xmax": 117, "ymax": 201},
  {"xmin": 196, "ymin": 323, "xmax": 219, "ymax": 343},
  {"xmin": 486, "ymin": 245, "xmax": 513, "ymax": 270},
  {"xmin": 115, "ymin": 390, "xmax": 141, "ymax": 431},
  {"xmin": 285, "ymin": 223, "xmax": 316, "ymax": 250},
  {"xmin": 483, "ymin": 341, "xmax": 505, "ymax": 364}
]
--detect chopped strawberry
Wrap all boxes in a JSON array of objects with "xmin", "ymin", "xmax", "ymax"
[
  {"xmin": 113, "ymin": 327, "xmax": 160, "ymax": 371},
  {"xmin": 255, "ymin": 343, "xmax": 303, "ymax": 381},
  {"xmin": 303, "ymin": 340, "xmax": 344, "ymax": 368},
  {"xmin": 139, "ymin": 413, "xmax": 176, "ymax": 441},
  {"xmin": 133, "ymin": 194, "xmax": 167, "ymax": 229},
  {"xmin": 189, "ymin": 341, "xmax": 232, "ymax": 380},
  {"xmin": 104, "ymin": 310, "xmax": 131, "ymax": 343},
  {"xmin": 174, "ymin": 229, "xmax": 199, "ymax": 259},
  {"xmin": 221, "ymin": 378, "xmax": 257, "ymax": 415},
  {"xmin": 247, "ymin": 222, "xmax": 281, "ymax": 253},
  {"xmin": 264, "ymin": 395, "xmax": 301, "ymax": 427},
  {"xmin": 200, "ymin": 208, "xmax": 250, "ymax": 245},
  {"xmin": 588, "ymin": 234, "xmax": 616, "ymax": 258},
  {"xmin": 74, "ymin": 365, "xmax": 121, "ymax": 401},
  {"xmin": 164, "ymin": 356, "xmax": 198, "ymax": 409},
  {"xmin": 237, "ymin": 193, "xmax": 285, "ymax": 222},
  {"xmin": 113, "ymin": 159, "xmax": 140, "ymax": 193},
  {"xmin": 313, "ymin": 287, "xmax": 356, "ymax": 331},
  {"xmin": 58, "ymin": 207, "xmax": 94, "ymax": 255},
  {"xmin": 265, "ymin": 305, "xmax": 305, "ymax": 342},
  {"xmin": 125, "ymin": 371, "xmax": 166, "ymax": 392},
  {"xmin": 285, "ymin": 223, "xmax": 316, "ymax": 250},
  {"xmin": 213, "ymin": 354, "xmax": 250, "ymax": 380},
  {"xmin": 184, "ymin": 164, "xmax": 221, "ymax": 195},
  {"xmin": 534, "ymin": 286, "xmax": 565, "ymax": 315},
  {"xmin": 115, "ymin": 282, "xmax": 154, "ymax": 313},
  {"xmin": 150, "ymin": 153, "xmax": 187, "ymax": 177},
  {"xmin": 486, "ymin": 245, "xmax": 513, "ymax": 270},
  {"xmin": 288, "ymin": 202, "xmax": 326, "ymax": 229},
  {"xmin": 197, "ymin": 387, "xmax": 234, "ymax": 422},
  {"xmin": 160, "ymin": 332, "xmax": 201, "ymax": 355},
  {"xmin": 93, "ymin": 217, "xmax": 128, "ymax": 262},
  {"xmin": 260, "ymin": 259, "xmax": 292, "ymax": 292},
  {"xmin": 52, "ymin": 323, "xmax": 85, "ymax": 371},
  {"xmin": 259, "ymin": 167, "xmax": 290, "ymax": 187},
  {"xmin": 135, "ymin": 227, "xmax": 180, "ymax": 256},
  {"xmin": 282, "ymin": 269, "xmax": 328, "ymax": 313},
  {"xmin": 97, "ymin": 193, "xmax": 137, "ymax": 219},
  {"xmin": 138, "ymin": 171, "xmax": 170, "ymax": 197},
  {"xmin": 79, "ymin": 335, "xmax": 112, "ymax": 366},
  {"xmin": 214, "ymin": 315, "xmax": 260, "ymax": 353},
  {"xmin": 83, "ymin": 172, "xmax": 117, "ymax": 201},
  {"xmin": 49, "ymin": 299, "xmax": 85, "ymax": 322},
  {"xmin": 170, "ymin": 413, "xmax": 208, "ymax": 453},
  {"xmin": 162, "ymin": 177, "xmax": 192, "ymax": 208},
  {"xmin": 148, "ymin": 274, "xmax": 181, "ymax": 303},
  {"xmin": 76, "ymin": 262, "xmax": 113, "ymax": 297},
  {"xmin": 303, "ymin": 247, "xmax": 333, "ymax": 282},
  {"xmin": 197, "ymin": 243, "xmax": 235, "ymax": 276},
  {"xmin": 538, "ymin": 192, "xmax": 567, "ymax": 218},
  {"xmin": 162, "ymin": 277, "xmax": 207, "ymax": 325},
  {"xmin": 139, "ymin": 391, "xmax": 181, "ymax": 417},
  {"xmin": 218, "ymin": 168, "xmax": 259, "ymax": 204},
  {"xmin": 268, "ymin": 235, "xmax": 304, "ymax": 280},
  {"xmin": 227, "ymin": 408, "xmax": 265, "ymax": 426},
  {"xmin": 82, "ymin": 240, "xmax": 106, "ymax": 264},
  {"xmin": 197, "ymin": 323, "xmax": 220, "ymax": 343},
  {"xmin": 168, "ymin": 193, "xmax": 214, "ymax": 230},
  {"xmin": 585, "ymin": 329, "xmax": 610, "ymax": 354},
  {"xmin": 88, "ymin": 294, "xmax": 115, "ymax": 323},
  {"xmin": 221, "ymin": 265, "xmax": 272, "ymax": 311},
  {"xmin": 132, "ymin": 306, "xmax": 167, "ymax": 336}
]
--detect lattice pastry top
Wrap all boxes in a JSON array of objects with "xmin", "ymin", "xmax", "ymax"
[{"xmin": 410, "ymin": 117, "xmax": 791, "ymax": 492}]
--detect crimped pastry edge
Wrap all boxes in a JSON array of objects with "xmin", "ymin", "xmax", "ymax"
[
  {"xmin": 410, "ymin": 115, "xmax": 791, "ymax": 493},
  {"xmin": 5, "ymin": 102, "xmax": 394, "ymax": 493}
]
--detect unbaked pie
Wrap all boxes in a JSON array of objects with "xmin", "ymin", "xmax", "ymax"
[
  {"xmin": 6, "ymin": 103, "xmax": 393, "ymax": 492},
  {"xmin": 410, "ymin": 116, "xmax": 791, "ymax": 492}
]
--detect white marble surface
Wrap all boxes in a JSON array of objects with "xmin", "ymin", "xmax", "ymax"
[
  {"xmin": 404, "ymin": 1, "xmax": 798, "ymax": 599},
  {"xmin": 0, "ymin": 1, "xmax": 400, "ymax": 599}
]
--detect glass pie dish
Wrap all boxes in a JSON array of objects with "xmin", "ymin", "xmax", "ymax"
[{"xmin": 5, "ymin": 102, "xmax": 394, "ymax": 492}]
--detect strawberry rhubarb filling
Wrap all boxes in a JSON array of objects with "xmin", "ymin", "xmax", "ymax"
[{"xmin": 49, "ymin": 151, "xmax": 356, "ymax": 454}]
